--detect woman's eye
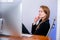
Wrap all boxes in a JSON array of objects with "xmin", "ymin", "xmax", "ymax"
[
  {"xmin": 40, "ymin": 11, "xmax": 42, "ymax": 13},
  {"xmin": 39, "ymin": 11, "xmax": 42, "ymax": 13}
]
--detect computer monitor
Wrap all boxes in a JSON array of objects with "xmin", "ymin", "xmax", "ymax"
[{"xmin": 0, "ymin": 0, "xmax": 22, "ymax": 36}]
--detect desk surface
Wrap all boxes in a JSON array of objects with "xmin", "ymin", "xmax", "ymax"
[{"xmin": 0, "ymin": 34, "xmax": 51, "ymax": 40}]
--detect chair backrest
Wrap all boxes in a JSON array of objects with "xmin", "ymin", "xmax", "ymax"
[{"xmin": 47, "ymin": 17, "xmax": 56, "ymax": 36}]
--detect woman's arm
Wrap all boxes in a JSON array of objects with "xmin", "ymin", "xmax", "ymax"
[
  {"xmin": 31, "ymin": 15, "xmax": 40, "ymax": 34},
  {"xmin": 31, "ymin": 23, "xmax": 37, "ymax": 34}
]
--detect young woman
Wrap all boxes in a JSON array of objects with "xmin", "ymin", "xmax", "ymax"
[{"xmin": 31, "ymin": 5, "xmax": 50, "ymax": 36}]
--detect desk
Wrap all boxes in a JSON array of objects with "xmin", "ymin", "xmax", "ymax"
[{"xmin": 0, "ymin": 34, "xmax": 51, "ymax": 40}]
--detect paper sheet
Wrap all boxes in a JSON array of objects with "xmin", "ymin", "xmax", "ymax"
[{"xmin": 21, "ymin": 34, "xmax": 33, "ymax": 37}]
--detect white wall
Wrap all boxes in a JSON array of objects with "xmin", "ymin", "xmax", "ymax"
[{"xmin": 57, "ymin": 0, "xmax": 60, "ymax": 40}]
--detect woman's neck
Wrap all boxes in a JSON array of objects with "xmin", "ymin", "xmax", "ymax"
[{"xmin": 41, "ymin": 17, "xmax": 46, "ymax": 22}]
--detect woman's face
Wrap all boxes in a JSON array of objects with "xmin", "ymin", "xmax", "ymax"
[{"xmin": 38, "ymin": 7, "xmax": 46, "ymax": 19}]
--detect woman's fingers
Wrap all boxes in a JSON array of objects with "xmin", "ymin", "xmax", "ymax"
[{"xmin": 34, "ymin": 16, "xmax": 39, "ymax": 23}]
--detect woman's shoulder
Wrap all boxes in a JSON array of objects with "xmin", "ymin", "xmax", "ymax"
[
  {"xmin": 45, "ymin": 19, "xmax": 49, "ymax": 23},
  {"xmin": 42, "ymin": 19, "xmax": 50, "ymax": 26}
]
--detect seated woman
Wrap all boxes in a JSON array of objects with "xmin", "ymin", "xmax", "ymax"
[{"xmin": 31, "ymin": 5, "xmax": 50, "ymax": 36}]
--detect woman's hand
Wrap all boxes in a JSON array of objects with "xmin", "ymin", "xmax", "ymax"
[{"xmin": 34, "ymin": 15, "xmax": 40, "ymax": 23}]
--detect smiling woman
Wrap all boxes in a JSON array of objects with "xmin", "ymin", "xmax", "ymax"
[
  {"xmin": 22, "ymin": 0, "xmax": 57, "ymax": 40},
  {"xmin": 31, "ymin": 5, "xmax": 50, "ymax": 36}
]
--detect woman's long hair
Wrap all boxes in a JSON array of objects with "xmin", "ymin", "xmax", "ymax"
[
  {"xmin": 40, "ymin": 5, "xmax": 50, "ymax": 21},
  {"xmin": 35, "ymin": 5, "xmax": 50, "ymax": 31}
]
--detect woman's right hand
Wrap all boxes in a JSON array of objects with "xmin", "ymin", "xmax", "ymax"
[{"xmin": 34, "ymin": 15, "xmax": 40, "ymax": 23}]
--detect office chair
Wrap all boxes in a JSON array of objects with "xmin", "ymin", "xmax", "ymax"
[{"xmin": 47, "ymin": 17, "xmax": 56, "ymax": 36}]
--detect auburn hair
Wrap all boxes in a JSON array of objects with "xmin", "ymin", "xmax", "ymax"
[{"xmin": 40, "ymin": 5, "xmax": 50, "ymax": 21}]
